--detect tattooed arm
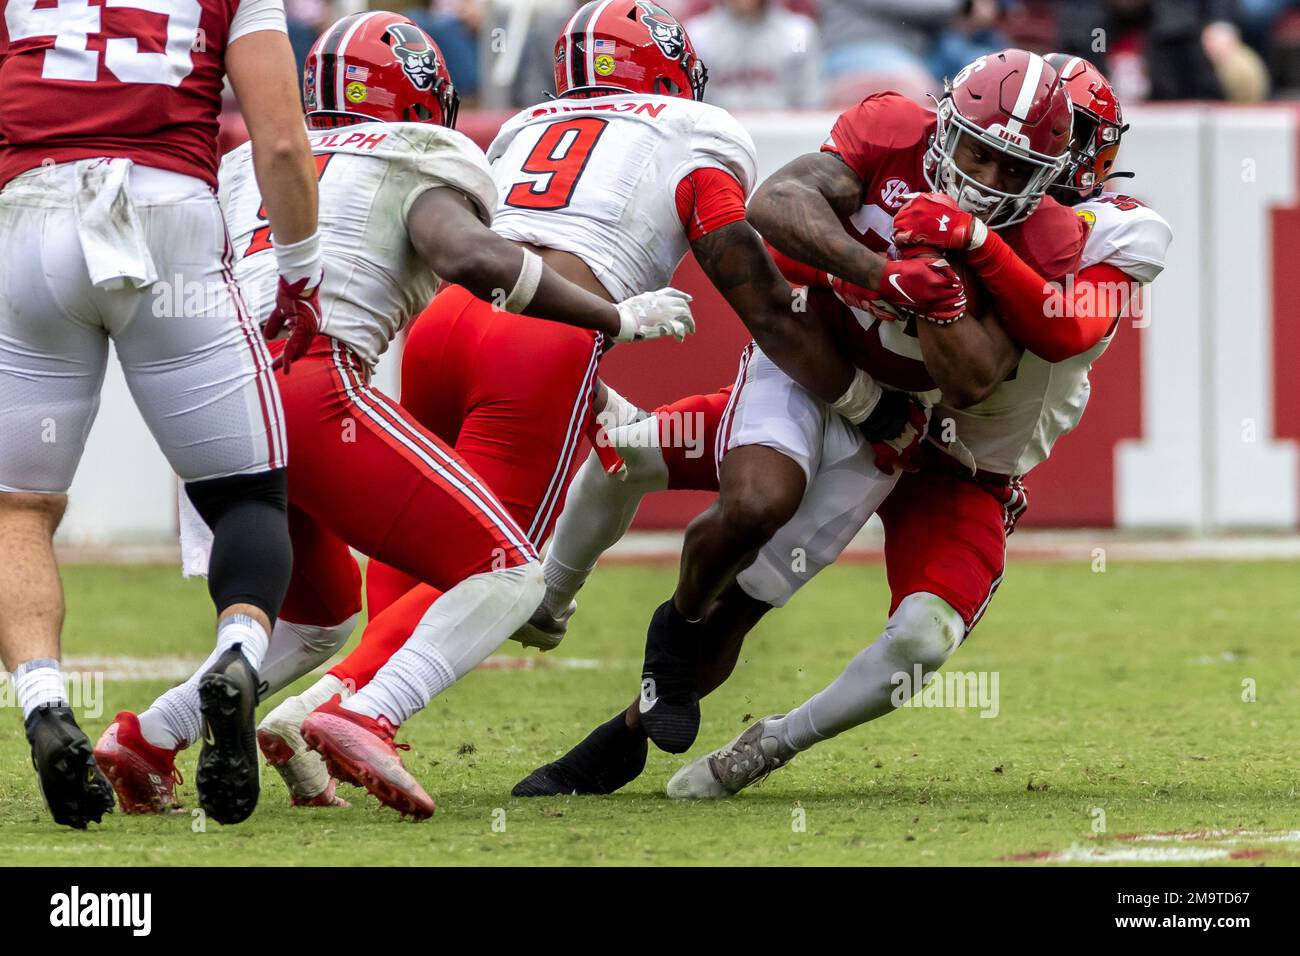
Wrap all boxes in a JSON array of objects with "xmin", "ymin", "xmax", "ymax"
[
  {"xmin": 691, "ymin": 218, "xmax": 856, "ymax": 403},
  {"xmin": 747, "ymin": 152, "xmax": 884, "ymax": 290}
]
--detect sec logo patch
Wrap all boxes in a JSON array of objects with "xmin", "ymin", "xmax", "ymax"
[
  {"xmin": 1076, "ymin": 208, "xmax": 1097, "ymax": 229},
  {"xmin": 880, "ymin": 178, "xmax": 910, "ymax": 209},
  {"xmin": 346, "ymin": 81, "xmax": 368, "ymax": 103},
  {"xmin": 595, "ymin": 54, "xmax": 616, "ymax": 76}
]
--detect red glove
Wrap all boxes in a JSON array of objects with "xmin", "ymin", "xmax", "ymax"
[
  {"xmin": 878, "ymin": 257, "xmax": 967, "ymax": 322},
  {"xmin": 892, "ymin": 191, "xmax": 986, "ymax": 252},
  {"xmin": 263, "ymin": 274, "xmax": 322, "ymax": 374}
]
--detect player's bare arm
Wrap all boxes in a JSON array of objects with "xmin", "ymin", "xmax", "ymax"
[
  {"xmin": 226, "ymin": 30, "xmax": 318, "ymax": 245},
  {"xmin": 915, "ymin": 307, "xmax": 1022, "ymax": 409},
  {"xmin": 408, "ymin": 187, "xmax": 692, "ymax": 342},
  {"xmin": 747, "ymin": 152, "xmax": 884, "ymax": 289},
  {"xmin": 691, "ymin": 220, "xmax": 856, "ymax": 402}
]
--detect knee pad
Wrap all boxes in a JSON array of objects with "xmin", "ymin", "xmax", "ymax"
[
  {"xmin": 184, "ymin": 467, "xmax": 288, "ymax": 528},
  {"xmin": 185, "ymin": 468, "xmax": 291, "ymax": 621},
  {"xmin": 883, "ymin": 592, "xmax": 965, "ymax": 671}
]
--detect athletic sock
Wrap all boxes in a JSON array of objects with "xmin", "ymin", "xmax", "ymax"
[
  {"xmin": 217, "ymin": 612, "xmax": 269, "ymax": 671},
  {"xmin": 342, "ymin": 564, "xmax": 543, "ymax": 726},
  {"xmin": 767, "ymin": 594, "xmax": 963, "ymax": 758},
  {"xmin": 541, "ymin": 425, "xmax": 668, "ymax": 616},
  {"xmin": 137, "ymin": 613, "xmax": 271, "ymax": 750},
  {"xmin": 300, "ymin": 673, "xmax": 352, "ymax": 711},
  {"xmin": 12, "ymin": 659, "xmax": 67, "ymax": 721}
]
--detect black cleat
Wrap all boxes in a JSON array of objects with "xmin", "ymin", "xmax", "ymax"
[
  {"xmin": 25, "ymin": 704, "xmax": 115, "ymax": 829},
  {"xmin": 196, "ymin": 644, "xmax": 261, "ymax": 825},
  {"xmin": 638, "ymin": 600, "xmax": 701, "ymax": 754},
  {"xmin": 513, "ymin": 713, "xmax": 648, "ymax": 797}
]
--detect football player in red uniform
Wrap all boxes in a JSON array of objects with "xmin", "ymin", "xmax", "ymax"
[
  {"xmin": 514, "ymin": 49, "xmax": 1093, "ymax": 796},
  {"xmin": 0, "ymin": 0, "xmax": 321, "ymax": 826}
]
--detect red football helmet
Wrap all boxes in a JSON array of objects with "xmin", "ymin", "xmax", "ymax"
[
  {"xmin": 1045, "ymin": 53, "xmax": 1129, "ymax": 204},
  {"xmin": 554, "ymin": 1, "xmax": 708, "ymax": 101},
  {"xmin": 925, "ymin": 49, "xmax": 1074, "ymax": 227},
  {"xmin": 303, "ymin": 12, "xmax": 459, "ymax": 130}
]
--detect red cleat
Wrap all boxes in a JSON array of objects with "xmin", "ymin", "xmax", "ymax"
[
  {"xmin": 300, "ymin": 696, "xmax": 435, "ymax": 820},
  {"xmin": 93, "ymin": 711, "xmax": 183, "ymax": 814}
]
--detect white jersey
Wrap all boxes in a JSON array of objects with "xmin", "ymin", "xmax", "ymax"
[
  {"xmin": 486, "ymin": 93, "xmax": 758, "ymax": 301},
  {"xmin": 220, "ymin": 121, "xmax": 497, "ymax": 370},
  {"xmin": 937, "ymin": 194, "xmax": 1173, "ymax": 477}
]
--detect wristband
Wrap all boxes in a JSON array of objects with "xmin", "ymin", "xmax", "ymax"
[
  {"xmin": 272, "ymin": 230, "xmax": 323, "ymax": 289},
  {"xmin": 503, "ymin": 249, "xmax": 544, "ymax": 314},
  {"xmin": 831, "ymin": 368, "xmax": 883, "ymax": 426}
]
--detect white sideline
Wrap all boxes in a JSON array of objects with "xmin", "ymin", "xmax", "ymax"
[
  {"xmin": 53, "ymin": 529, "xmax": 1300, "ymax": 566},
  {"xmin": 1, "ymin": 654, "xmax": 610, "ymax": 684}
]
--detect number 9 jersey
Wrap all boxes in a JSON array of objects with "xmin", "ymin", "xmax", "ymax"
[{"xmin": 486, "ymin": 93, "xmax": 758, "ymax": 301}]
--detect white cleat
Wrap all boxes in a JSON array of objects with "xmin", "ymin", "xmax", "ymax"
[
  {"xmin": 513, "ymin": 598, "xmax": 577, "ymax": 652},
  {"xmin": 666, "ymin": 715, "xmax": 790, "ymax": 800},
  {"xmin": 257, "ymin": 694, "xmax": 349, "ymax": 808}
]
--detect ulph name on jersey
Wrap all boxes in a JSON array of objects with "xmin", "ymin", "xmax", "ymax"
[
  {"xmin": 529, "ymin": 100, "xmax": 667, "ymax": 119},
  {"xmin": 49, "ymin": 886, "xmax": 151, "ymax": 937},
  {"xmin": 308, "ymin": 130, "xmax": 389, "ymax": 152}
]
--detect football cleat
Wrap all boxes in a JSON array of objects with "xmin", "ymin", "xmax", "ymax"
[
  {"xmin": 666, "ymin": 715, "xmax": 790, "ymax": 800},
  {"xmin": 257, "ymin": 694, "xmax": 348, "ymax": 808},
  {"xmin": 513, "ymin": 599, "xmax": 576, "ymax": 652},
  {"xmin": 512, "ymin": 712, "xmax": 647, "ymax": 797},
  {"xmin": 196, "ymin": 644, "xmax": 262, "ymax": 825},
  {"xmin": 93, "ymin": 711, "xmax": 182, "ymax": 814},
  {"xmin": 25, "ymin": 704, "xmax": 115, "ymax": 828},
  {"xmin": 301, "ymin": 696, "xmax": 434, "ymax": 820},
  {"xmin": 638, "ymin": 600, "xmax": 701, "ymax": 754}
]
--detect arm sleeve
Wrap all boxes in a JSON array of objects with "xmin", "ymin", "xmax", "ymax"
[
  {"xmin": 767, "ymin": 241, "xmax": 830, "ymax": 289},
  {"xmin": 228, "ymin": 0, "xmax": 288, "ymax": 44},
  {"xmin": 676, "ymin": 167, "xmax": 747, "ymax": 242},
  {"xmin": 967, "ymin": 234, "xmax": 1133, "ymax": 361}
]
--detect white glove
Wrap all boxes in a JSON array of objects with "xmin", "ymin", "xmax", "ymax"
[{"xmin": 613, "ymin": 288, "xmax": 695, "ymax": 343}]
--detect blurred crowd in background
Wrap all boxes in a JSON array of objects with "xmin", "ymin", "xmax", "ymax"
[{"xmin": 281, "ymin": 0, "xmax": 1300, "ymax": 109}]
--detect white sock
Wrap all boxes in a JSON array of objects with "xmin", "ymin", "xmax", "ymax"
[
  {"xmin": 217, "ymin": 612, "xmax": 269, "ymax": 670},
  {"xmin": 541, "ymin": 427, "xmax": 668, "ymax": 615},
  {"xmin": 12, "ymin": 659, "xmax": 67, "ymax": 720},
  {"xmin": 137, "ymin": 613, "xmax": 274, "ymax": 751},
  {"xmin": 343, "ymin": 563, "xmax": 544, "ymax": 725},
  {"xmin": 299, "ymin": 673, "xmax": 352, "ymax": 710},
  {"xmin": 258, "ymin": 615, "xmax": 357, "ymax": 697},
  {"xmin": 767, "ymin": 593, "xmax": 965, "ymax": 757}
]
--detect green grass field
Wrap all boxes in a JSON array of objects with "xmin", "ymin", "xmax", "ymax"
[{"xmin": 2, "ymin": 560, "xmax": 1297, "ymax": 865}]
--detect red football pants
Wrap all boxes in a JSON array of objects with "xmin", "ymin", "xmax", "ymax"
[
  {"xmin": 331, "ymin": 284, "xmax": 602, "ymax": 685},
  {"xmin": 273, "ymin": 335, "xmax": 535, "ymax": 627},
  {"xmin": 878, "ymin": 447, "xmax": 1028, "ymax": 630}
]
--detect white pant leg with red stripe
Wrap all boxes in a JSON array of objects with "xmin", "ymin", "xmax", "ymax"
[{"xmin": 0, "ymin": 162, "xmax": 284, "ymax": 493}]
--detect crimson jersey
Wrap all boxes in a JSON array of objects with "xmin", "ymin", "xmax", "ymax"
[
  {"xmin": 0, "ymin": 0, "xmax": 253, "ymax": 189},
  {"xmin": 816, "ymin": 92, "xmax": 1086, "ymax": 393}
]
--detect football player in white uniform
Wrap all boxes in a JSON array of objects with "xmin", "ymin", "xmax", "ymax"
[
  {"xmin": 666, "ymin": 55, "xmax": 1174, "ymax": 799},
  {"xmin": 92, "ymin": 11, "xmax": 695, "ymax": 821}
]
